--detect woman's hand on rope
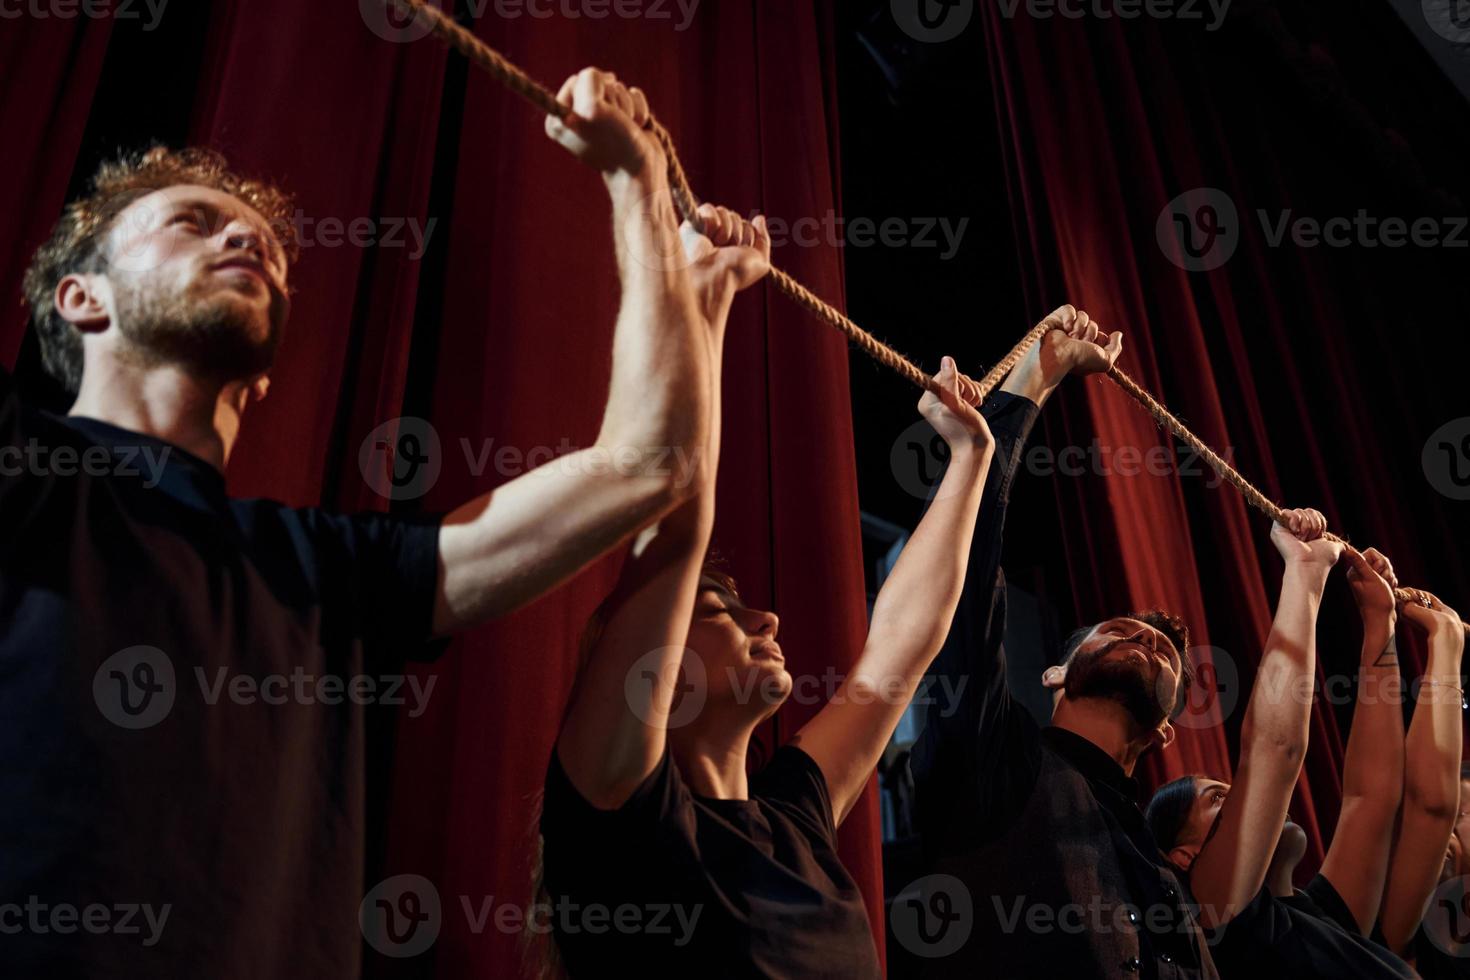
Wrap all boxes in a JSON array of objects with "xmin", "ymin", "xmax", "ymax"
[
  {"xmin": 1400, "ymin": 590, "xmax": 1465, "ymax": 642},
  {"xmin": 1035, "ymin": 305, "xmax": 1124, "ymax": 386},
  {"xmin": 679, "ymin": 203, "xmax": 772, "ymax": 320},
  {"xmin": 544, "ymin": 67, "xmax": 663, "ymax": 181},
  {"xmin": 919, "ymin": 356, "xmax": 993, "ymax": 454},
  {"xmin": 1345, "ymin": 546, "xmax": 1399, "ymax": 637},
  {"xmin": 1269, "ymin": 508, "xmax": 1342, "ymax": 570}
]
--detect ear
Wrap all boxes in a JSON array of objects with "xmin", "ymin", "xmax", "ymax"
[
  {"xmin": 1168, "ymin": 844, "xmax": 1195, "ymax": 872},
  {"xmin": 1151, "ymin": 720, "xmax": 1177, "ymax": 750},
  {"xmin": 1041, "ymin": 664, "xmax": 1068, "ymax": 690},
  {"xmin": 56, "ymin": 274, "xmax": 111, "ymax": 334},
  {"xmin": 249, "ymin": 374, "xmax": 271, "ymax": 403}
]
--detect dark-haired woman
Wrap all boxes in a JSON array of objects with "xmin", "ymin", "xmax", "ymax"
[
  {"xmin": 1146, "ymin": 546, "xmax": 1432, "ymax": 978},
  {"xmin": 539, "ymin": 215, "xmax": 998, "ymax": 975}
]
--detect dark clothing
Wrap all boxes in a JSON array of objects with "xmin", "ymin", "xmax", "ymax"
[
  {"xmin": 0, "ymin": 366, "xmax": 444, "ymax": 977},
  {"xmin": 541, "ymin": 744, "xmax": 882, "ymax": 979},
  {"xmin": 1415, "ymin": 925, "xmax": 1470, "ymax": 979},
  {"xmin": 1204, "ymin": 873, "xmax": 1415, "ymax": 978},
  {"xmin": 909, "ymin": 392, "xmax": 1217, "ymax": 979}
]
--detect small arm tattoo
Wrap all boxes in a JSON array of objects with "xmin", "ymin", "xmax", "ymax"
[{"xmin": 1371, "ymin": 636, "xmax": 1399, "ymax": 668}]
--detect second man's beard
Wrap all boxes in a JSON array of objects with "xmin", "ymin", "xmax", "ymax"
[
  {"xmin": 1064, "ymin": 644, "xmax": 1171, "ymax": 731},
  {"xmin": 111, "ymin": 272, "xmax": 280, "ymax": 383}
]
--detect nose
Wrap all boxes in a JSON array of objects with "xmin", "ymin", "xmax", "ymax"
[
  {"xmin": 753, "ymin": 609, "xmax": 779, "ymax": 639},
  {"xmin": 1127, "ymin": 624, "xmax": 1158, "ymax": 650},
  {"xmin": 222, "ymin": 218, "xmax": 267, "ymax": 263}
]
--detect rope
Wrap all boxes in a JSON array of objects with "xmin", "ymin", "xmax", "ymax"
[{"xmin": 386, "ymin": 0, "xmax": 1454, "ymax": 620}]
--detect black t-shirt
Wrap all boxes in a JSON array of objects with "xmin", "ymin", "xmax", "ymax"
[
  {"xmin": 0, "ymin": 367, "xmax": 444, "ymax": 977},
  {"xmin": 1204, "ymin": 873, "xmax": 1415, "ymax": 978},
  {"xmin": 541, "ymin": 743, "xmax": 882, "ymax": 978}
]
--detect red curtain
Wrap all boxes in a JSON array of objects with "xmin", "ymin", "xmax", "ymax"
[
  {"xmin": 1, "ymin": 1, "xmax": 881, "ymax": 975},
  {"xmin": 981, "ymin": 5, "xmax": 1470, "ymax": 877}
]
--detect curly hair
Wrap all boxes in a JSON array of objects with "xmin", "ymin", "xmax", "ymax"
[{"xmin": 20, "ymin": 146, "xmax": 298, "ymax": 394}]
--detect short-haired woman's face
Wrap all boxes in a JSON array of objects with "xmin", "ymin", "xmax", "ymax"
[{"xmin": 682, "ymin": 581, "xmax": 790, "ymax": 722}]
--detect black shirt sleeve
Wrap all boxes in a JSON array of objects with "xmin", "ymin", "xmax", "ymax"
[
  {"xmin": 909, "ymin": 392, "xmax": 1045, "ymax": 845},
  {"xmin": 297, "ymin": 509, "xmax": 447, "ymax": 664},
  {"xmin": 541, "ymin": 744, "xmax": 688, "ymax": 850},
  {"xmin": 1302, "ymin": 873, "xmax": 1362, "ymax": 936},
  {"xmin": 751, "ymin": 745, "xmax": 839, "ymax": 843}
]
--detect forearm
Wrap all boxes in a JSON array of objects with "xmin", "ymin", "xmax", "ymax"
[
  {"xmin": 597, "ymin": 173, "xmax": 709, "ymax": 456},
  {"xmin": 1243, "ymin": 562, "xmax": 1329, "ymax": 755},
  {"xmin": 1341, "ymin": 633, "xmax": 1406, "ymax": 804},
  {"xmin": 999, "ymin": 341, "xmax": 1061, "ymax": 408},
  {"xmin": 864, "ymin": 443, "xmax": 991, "ymax": 677},
  {"xmin": 1403, "ymin": 629, "xmax": 1465, "ymax": 820}
]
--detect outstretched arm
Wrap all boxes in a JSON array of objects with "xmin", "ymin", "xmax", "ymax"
[
  {"xmin": 909, "ymin": 308, "xmax": 1121, "ymax": 825},
  {"xmin": 554, "ymin": 207, "xmax": 770, "ymax": 809},
  {"xmin": 434, "ymin": 69, "xmax": 710, "ymax": 634},
  {"xmin": 1379, "ymin": 591, "xmax": 1466, "ymax": 953},
  {"xmin": 792, "ymin": 359, "xmax": 994, "ymax": 826},
  {"xmin": 1318, "ymin": 548, "xmax": 1405, "ymax": 935},
  {"xmin": 1191, "ymin": 510, "xmax": 1342, "ymax": 929}
]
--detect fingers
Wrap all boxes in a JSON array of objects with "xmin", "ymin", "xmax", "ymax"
[
  {"xmin": 1283, "ymin": 507, "xmax": 1327, "ymax": 541},
  {"xmin": 572, "ymin": 67, "xmax": 607, "ymax": 122},
  {"xmin": 1362, "ymin": 547, "xmax": 1398, "ymax": 588},
  {"xmin": 694, "ymin": 203, "xmax": 765, "ymax": 250}
]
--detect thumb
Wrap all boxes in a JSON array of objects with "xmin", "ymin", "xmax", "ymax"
[{"xmin": 1104, "ymin": 330, "xmax": 1123, "ymax": 363}]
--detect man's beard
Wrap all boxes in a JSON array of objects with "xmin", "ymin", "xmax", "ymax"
[
  {"xmin": 112, "ymin": 269, "xmax": 280, "ymax": 382},
  {"xmin": 1064, "ymin": 640, "xmax": 1172, "ymax": 730}
]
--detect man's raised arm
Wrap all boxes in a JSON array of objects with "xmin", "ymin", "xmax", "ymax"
[
  {"xmin": 433, "ymin": 68, "xmax": 712, "ymax": 635},
  {"xmin": 909, "ymin": 307, "xmax": 1121, "ymax": 808}
]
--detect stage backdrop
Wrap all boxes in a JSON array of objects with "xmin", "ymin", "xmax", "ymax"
[
  {"xmin": 0, "ymin": 1, "xmax": 882, "ymax": 976},
  {"xmin": 979, "ymin": 3, "xmax": 1470, "ymax": 878}
]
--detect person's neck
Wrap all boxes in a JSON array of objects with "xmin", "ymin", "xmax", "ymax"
[
  {"xmin": 1265, "ymin": 853, "xmax": 1299, "ymax": 897},
  {"xmin": 670, "ymin": 716, "xmax": 760, "ymax": 800},
  {"xmin": 1051, "ymin": 698, "xmax": 1152, "ymax": 776},
  {"xmin": 69, "ymin": 361, "xmax": 243, "ymax": 473}
]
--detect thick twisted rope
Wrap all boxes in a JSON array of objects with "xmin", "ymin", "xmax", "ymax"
[{"xmin": 387, "ymin": 0, "xmax": 1455, "ymax": 620}]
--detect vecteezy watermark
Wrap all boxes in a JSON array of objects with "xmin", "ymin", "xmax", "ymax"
[
  {"xmin": 0, "ymin": 0, "xmax": 168, "ymax": 29},
  {"xmin": 1159, "ymin": 189, "xmax": 1470, "ymax": 271},
  {"xmin": 0, "ymin": 897, "xmax": 171, "ymax": 947},
  {"xmin": 890, "ymin": 875, "xmax": 974, "ymax": 957},
  {"xmin": 1423, "ymin": 417, "xmax": 1470, "ymax": 501},
  {"xmin": 1023, "ymin": 440, "xmax": 1236, "ymax": 488},
  {"xmin": 992, "ymin": 0, "xmax": 1231, "ymax": 30},
  {"xmin": 619, "ymin": 193, "xmax": 972, "ymax": 274},
  {"xmin": 1166, "ymin": 645, "xmax": 1239, "ymax": 731},
  {"xmin": 0, "ymin": 439, "xmax": 170, "ymax": 488},
  {"xmin": 92, "ymin": 647, "xmax": 437, "ymax": 730},
  {"xmin": 284, "ymin": 211, "xmax": 438, "ymax": 260},
  {"xmin": 360, "ymin": 874, "xmax": 704, "ymax": 958},
  {"xmin": 1156, "ymin": 188, "xmax": 1240, "ymax": 272},
  {"xmin": 622, "ymin": 652, "xmax": 972, "ymax": 728},
  {"xmin": 892, "ymin": 0, "xmax": 1229, "ymax": 43},
  {"xmin": 358, "ymin": 417, "xmax": 704, "ymax": 502},
  {"xmin": 1424, "ymin": 875, "xmax": 1470, "ymax": 957},
  {"xmin": 1423, "ymin": 0, "xmax": 1470, "ymax": 44},
  {"xmin": 361, "ymin": 0, "xmax": 701, "ymax": 43}
]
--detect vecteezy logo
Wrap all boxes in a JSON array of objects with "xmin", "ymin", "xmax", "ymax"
[
  {"xmin": 1423, "ymin": 418, "xmax": 1470, "ymax": 501},
  {"xmin": 891, "ymin": 0, "xmax": 974, "ymax": 43},
  {"xmin": 625, "ymin": 647, "xmax": 707, "ymax": 729},
  {"xmin": 1156, "ymin": 188, "xmax": 1240, "ymax": 272},
  {"xmin": 1168, "ymin": 646, "xmax": 1239, "ymax": 731},
  {"xmin": 1423, "ymin": 0, "xmax": 1470, "ymax": 43},
  {"xmin": 359, "ymin": 417, "xmax": 442, "ymax": 501},
  {"xmin": 890, "ymin": 418, "xmax": 959, "ymax": 501},
  {"xmin": 361, "ymin": 874, "xmax": 442, "ymax": 958},
  {"xmin": 890, "ymin": 874, "xmax": 973, "ymax": 957},
  {"xmin": 360, "ymin": 0, "xmax": 437, "ymax": 43},
  {"xmin": 1424, "ymin": 876, "xmax": 1470, "ymax": 957},
  {"xmin": 93, "ymin": 646, "xmax": 176, "ymax": 730}
]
